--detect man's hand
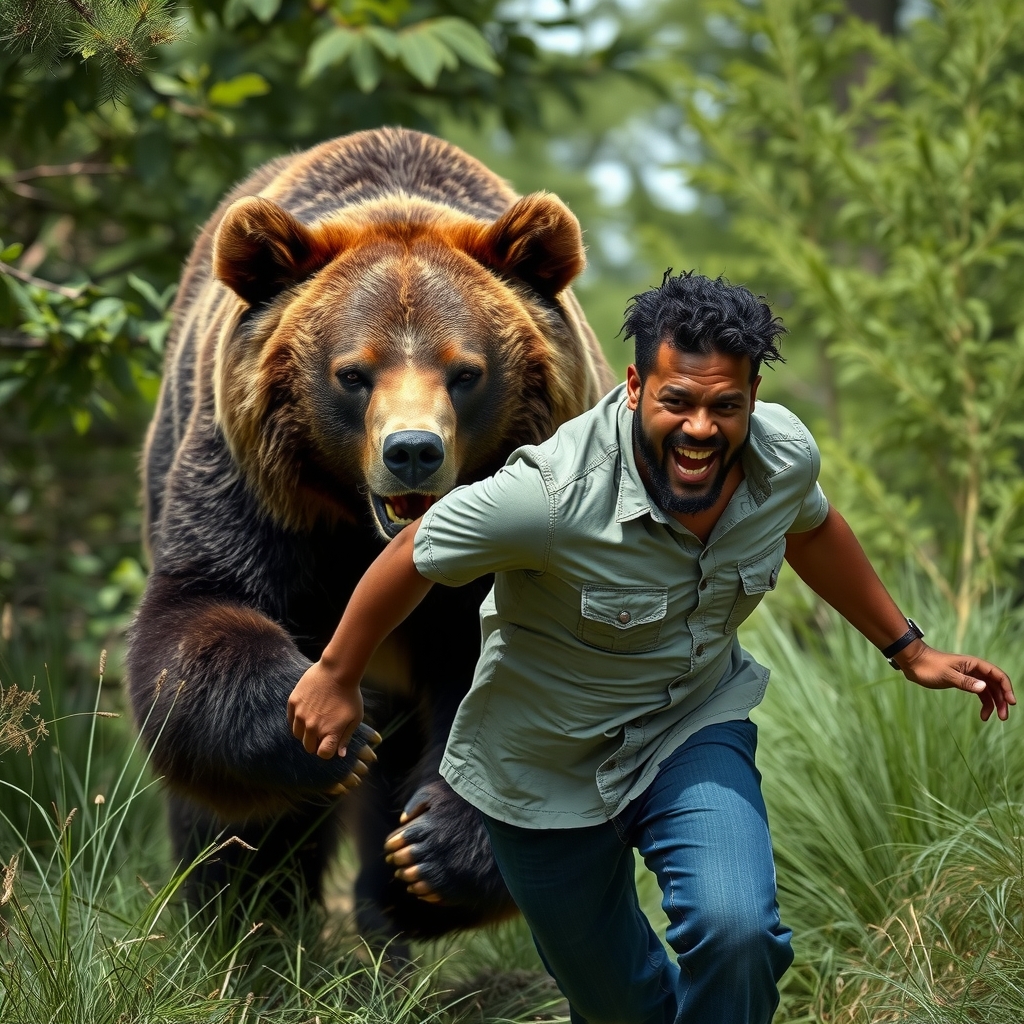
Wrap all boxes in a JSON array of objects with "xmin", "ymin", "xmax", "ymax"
[
  {"xmin": 895, "ymin": 642, "xmax": 1015, "ymax": 722},
  {"xmin": 288, "ymin": 661, "xmax": 364, "ymax": 759}
]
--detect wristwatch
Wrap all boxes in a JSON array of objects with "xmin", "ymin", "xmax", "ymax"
[{"xmin": 881, "ymin": 618, "xmax": 924, "ymax": 669}]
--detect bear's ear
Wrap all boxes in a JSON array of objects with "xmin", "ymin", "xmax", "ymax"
[
  {"xmin": 213, "ymin": 197, "xmax": 346, "ymax": 305},
  {"xmin": 471, "ymin": 192, "xmax": 585, "ymax": 298}
]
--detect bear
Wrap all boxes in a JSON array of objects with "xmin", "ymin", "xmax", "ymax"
[{"xmin": 126, "ymin": 127, "xmax": 615, "ymax": 941}]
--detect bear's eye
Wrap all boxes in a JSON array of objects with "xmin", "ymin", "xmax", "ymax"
[
  {"xmin": 337, "ymin": 368, "xmax": 369, "ymax": 390},
  {"xmin": 451, "ymin": 367, "xmax": 482, "ymax": 388}
]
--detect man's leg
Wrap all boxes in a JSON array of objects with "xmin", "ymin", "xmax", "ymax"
[
  {"xmin": 482, "ymin": 814, "xmax": 677, "ymax": 1024},
  {"xmin": 625, "ymin": 719, "xmax": 793, "ymax": 1024}
]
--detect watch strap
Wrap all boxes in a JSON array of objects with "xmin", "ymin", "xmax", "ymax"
[{"xmin": 882, "ymin": 618, "xmax": 924, "ymax": 669}]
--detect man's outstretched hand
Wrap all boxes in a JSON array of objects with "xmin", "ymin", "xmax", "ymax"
[
  {"xmin": 896, "ymin": 643, "xmax": 1015, "ymax": 722},
  {"xmin": 288, "ymin": 660, "xmax": 365, "ymax": 759}
]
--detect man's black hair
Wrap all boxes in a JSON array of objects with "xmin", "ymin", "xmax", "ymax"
[{"xmin": 622, "ymin": 270, "xmax": 786, "ymax": 381}]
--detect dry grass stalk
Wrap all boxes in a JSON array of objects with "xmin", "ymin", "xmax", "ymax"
[
  {"xmin": 0, "ymin": 681, "xmax": 48, "ymax": 756},
  {"xmin": 0, "ymin": 853, "xmax": 17, "ymax": 906}
]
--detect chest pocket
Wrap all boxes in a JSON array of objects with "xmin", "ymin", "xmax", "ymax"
[
  {"xmin": 577, "ymin": 585, "xmax": 668, "ymax": 653},
  {"xmin": 724, "ymin": 539, "xmax": 786, "ymax": 634}
]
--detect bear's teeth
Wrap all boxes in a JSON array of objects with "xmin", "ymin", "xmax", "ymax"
[{"xmin": 384, "ymin": 501, "xmax": 412, "ymax": 525}]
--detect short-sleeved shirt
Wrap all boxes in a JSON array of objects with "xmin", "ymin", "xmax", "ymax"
[{"xmin": 413, "ymin": 383, "xmax": 829, "ymax": 828}]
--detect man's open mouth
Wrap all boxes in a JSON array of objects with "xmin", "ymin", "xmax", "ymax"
[
  {"xmin": 671, "ymin": 446, "xmax": 718, "ymax": 484},
  {"xmin": 370, "ymin": 492, "xmax": 440, "ymax": 538}
]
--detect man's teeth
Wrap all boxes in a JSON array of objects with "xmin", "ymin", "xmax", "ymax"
[{"xmin": 674, "ymin": 448, "xmax": 715, "ymax": 460}]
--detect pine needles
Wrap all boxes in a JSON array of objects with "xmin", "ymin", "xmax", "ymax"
[{"xmin": 0, "ymin": 0, "xmax": 180, "ymax": 102}]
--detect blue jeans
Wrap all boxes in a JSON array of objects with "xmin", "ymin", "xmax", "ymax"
[{"xmin": 482, "ymin": 720, "xmax": 793, "ymax": 1024}]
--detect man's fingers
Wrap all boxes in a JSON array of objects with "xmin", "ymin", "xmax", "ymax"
[
  {"xmin": 957, "ymin": 674, "xmax": 987, "ymax": 696},
  {"xmin": 967, "ymin": 658, "xmax": 1015, "ymax": 700},
  {"xmin": 317, "ymin": 735, "xmax": 340, "ymax": 760}
]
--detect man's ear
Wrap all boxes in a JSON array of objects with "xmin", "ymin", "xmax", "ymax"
[
  {"xmin": 626, "ymin": 364, "xmax": 642, "ymax": 410},
  {"xmin": 750, "ymin": 374, "xmax": 762, "ymax": 409},
  {"xmin": 213, "ymin": 197, "xmax": 351, "ymax": 305},
  {"xmin": 468, "ymin": 192, "xmax": 585, "ymax": 298}
]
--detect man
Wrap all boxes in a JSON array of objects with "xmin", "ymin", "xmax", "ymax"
[{"xmin": 288, "ymin": 272, "xmax": 1014, "ymax": 1024}]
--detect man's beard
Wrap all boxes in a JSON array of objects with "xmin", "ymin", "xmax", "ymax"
[{"xmin": 632, "ymin": 407, "xmax": 749, "ymax": 516}]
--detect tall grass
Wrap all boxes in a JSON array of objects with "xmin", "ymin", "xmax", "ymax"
[
  {"xmin": 2, "ymin": 588, "xmax": 1022, "ymax": 1022},
  {"xmin": 744, "ymin": 588, "xmax": 1024, "ymax": 1019},
  {"xmin": 0, "ymin": 653, "xmax": 564, "ymax": 1023}
]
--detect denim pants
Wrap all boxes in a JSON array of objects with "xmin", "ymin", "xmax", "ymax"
[{"xmin": 482, "ymin": 720, "xmax": 793, "ymax": 1024}]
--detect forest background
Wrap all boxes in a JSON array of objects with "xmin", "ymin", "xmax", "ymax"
[{"xmin": 2, "ymin": 0, "xmax": 1024, "ymax": 1021}]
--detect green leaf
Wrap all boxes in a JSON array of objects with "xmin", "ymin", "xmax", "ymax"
[
  {"xmin": 0, "ymin": 378, "xmax": 24, "ymax": 407},
  {"xmin": 72, "ymin": 408, "xmax": 92, "ymax": 435},
  {"xmin": 349, "ymin": 36, "xmax": 383, "ymax": 93},
  {"xmin": 396, "ymin": 25, "xmax": 457, "ymax": 88},
  {"xmin": 127, "ymin": 273, "xmax": 165, "ymax": 311},
  {"xmin": 428, "ymin": 17, "xmax": 502, "ymax": 75},
  {"xmin": 303, "ymin": 26, "xmax": 360, "ymax": 83},
  {"xmin": 363, "ymin": 25, "xmax": 400, "ymax": 60},
  {"xmin": 1, "ymin": 243, "xmax": 24, "ymax": 262},
  {"xmin": 147, "ymin": 72, "xmax": 189, "ymax": 96},
  {"xmin": 246, "ymin": 0, "xmax": 281, "ymax": 24},
  {"xmin": 222, "ymin": 0, "xmax": 249, "ymax": 29},
  {"xmin": 106, "ymin": 353, "xmax": 137, "ymax": 397},
  {"xmin": 208, "ymin": 73, "xmax": 271, "ymax": 108}
]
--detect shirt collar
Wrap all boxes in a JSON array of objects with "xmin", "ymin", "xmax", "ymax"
[{"xmin": 613, "ymin": 389, "xmax": 790, "ymax": 525}]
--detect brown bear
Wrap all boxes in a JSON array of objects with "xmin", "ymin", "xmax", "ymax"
[{"xmin": 126, "ymin": 127, "xmax": 614, "ymax": 940}]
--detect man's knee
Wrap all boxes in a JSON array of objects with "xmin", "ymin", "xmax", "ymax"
[{"xmin": 670, "ymin": 900, "xmax": 792, "ymax": 978}]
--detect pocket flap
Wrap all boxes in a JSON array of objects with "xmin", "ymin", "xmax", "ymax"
[
  {"xmin": 737, "ymin": 540, "xmax": 786, "ymax": 596},
  {"xmin": 581, "ymin": 585, "xmax": 668, "ymax": 628}
]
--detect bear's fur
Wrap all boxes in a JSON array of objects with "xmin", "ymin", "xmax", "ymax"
[{"xmin": 127, "ymin": 127, "xmax": 614, "ymax": 939}]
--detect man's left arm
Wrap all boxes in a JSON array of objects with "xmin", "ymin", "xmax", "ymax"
[{"xmin": 784, "ymin": 506, "xmax": 1015, "ymax": 722}]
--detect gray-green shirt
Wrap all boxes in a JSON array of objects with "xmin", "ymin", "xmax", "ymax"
[{"xmin": 413, "ymin": 384, "xmax": 829, "ymax": 828}]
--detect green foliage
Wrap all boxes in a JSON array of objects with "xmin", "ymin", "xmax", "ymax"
[
  {"xmin": 0, "ymin": 266, "xmax": 169, "ymax": 434},
  {"xmin": 0, "ymin": 0, "xmax": 632, "ymax": 665},
  {"xmin": 0, "ymin": 664, "xmax": 565, "ymax": 1023},
  {"xmin": 0, "ymin": 0, "xmax": 626, "ymax": 442},
  {"xmin": 1, "ymin": 0, "xmax": 181, "ymax": 103},
  {"xmin": 667, "ymin": 0, "xmax": 1024, "ymax": 628}
]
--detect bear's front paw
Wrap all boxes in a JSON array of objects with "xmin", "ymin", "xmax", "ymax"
[
  {"xmin": 325, "ymin": 723, "xmax": 381, "ymax": 796},
  {"xmin": 383, "ymin": 778, "xmax": 508, "ymax": 911}
]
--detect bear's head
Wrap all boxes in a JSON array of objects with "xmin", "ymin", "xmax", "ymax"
[{"xmin": 211, "ymin": 192, "xmax": 591, "ymax": 538}]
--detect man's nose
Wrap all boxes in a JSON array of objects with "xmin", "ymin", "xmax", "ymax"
[{"xmin": 683, "ymin": 409, "xmax": 716, "ymax": 439}]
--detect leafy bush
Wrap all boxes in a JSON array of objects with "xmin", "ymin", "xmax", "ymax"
[{"xmin": 671, "ymin": 0, "xmax": 1024, "ymax": 635}]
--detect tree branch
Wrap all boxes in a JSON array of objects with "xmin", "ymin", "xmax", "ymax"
[
  {"xmin": 64, "ymin": 0, "xmax": 96, "ymax": 26},
  {"xmin": 0, "ymin": 329, "xmax": 45, "ymax": 350},
  {"xmin": 1, "ymin": 162, "xmax": 122, "ymax": 183},
  {"xmin": 0, "ymin": 261, "xmax": 85, "ymax": 299}
]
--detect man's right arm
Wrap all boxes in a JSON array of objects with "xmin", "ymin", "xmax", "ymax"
[
  {"xmin": 288, "ymin": 520, "xmax": 433, "ymax": 759},
  {"xmin": 287, "ymin": 452, "xmax": 553, "ymax": 759}
]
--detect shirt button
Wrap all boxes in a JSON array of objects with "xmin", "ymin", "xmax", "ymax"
[
  {"xmin": 694, "ymin": 643, "xmax": 706, "ymax": 657},
  {"xmin": 618, "ymin": 610, "xmax": 631, "ymax": 624},
  {"xmin": 699, "ymin": 579, "xmax": 709, "ymax": 591}
]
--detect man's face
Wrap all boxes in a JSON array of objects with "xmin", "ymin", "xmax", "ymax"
[{"xmin": 626, "ymin": 343, "xmax": 760, "ymax": 516}]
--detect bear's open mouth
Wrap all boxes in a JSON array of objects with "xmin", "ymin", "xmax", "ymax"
[{"xmin": 371, "ymin": 492, "xmax": 440, "ymax": 538}]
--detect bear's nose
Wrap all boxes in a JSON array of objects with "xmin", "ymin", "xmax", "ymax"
[{"xmin": 382, "ymin": 430, "xmax": 445, "ymax": 487}]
